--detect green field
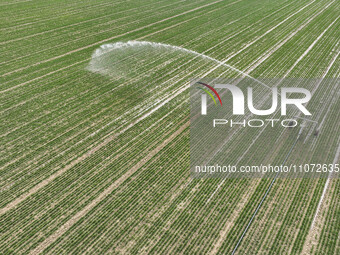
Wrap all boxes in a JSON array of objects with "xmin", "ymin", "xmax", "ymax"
[{"xmin": 0, "ymin": 0, "xmax": 339, "ymax": 254}]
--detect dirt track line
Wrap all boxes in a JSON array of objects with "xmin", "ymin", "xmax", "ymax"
[
  {"xmin": 0, "ymin": 1, "xmax": 263, "ymax": 115},
  {"xmin": 1, "ymin": 0, "xmax": 234, "ymax": 66},
  {"xmin": 0, "ymin": 0, "xmax": 31, "ymax": 7},
  {"xmin": 303, "ymin": 44, "xmax": 339, "ymax": 142},
  {"xmin": 142, "ymin": 179, "xmax": 202, "ymax": 254},
  {"xmin": 0, "ymin": 60, "xmax": 186, "ymax": 172},
  {"xmin": 0, "ymin": 4, "xmax": 281, "ymax": 186},
  {"xmin": 231, "ymin": 133, "xmax": 301, "ymax": 255},
  {"xmin": 301, "ymin": 181, "xmax": 333, "ymax": 255},
  {"xmin": 28, "ymin": 121, "xmax": 189, "ymax": 255},
  {"xmin": 178, "ymin": 1, "xmax": 322, "ymax": 202},
  {"xmin": 209, "ymin": 179, "xmax": 260, "ymax": 255},
  {"xmin": 0, "ymin": 0, "xmax": 230, "ymax": 95},
  {"xmin": 310, "ymin": 83, "xmax": 339, "ymax": 150},
  {"xmin": 311, "ymin": 142, "xmax": 340, "ymax": 227},
  {"xmin": 0, "ymin": 0, "xmax": 318, "ymax": 216},
  {"xmin": 0, "ymin": 0, "xmax": 250, "ymax": 111},
  {"xmin": 53, "ymin": 0, "xmax": 310, "ymax": 246},
  {"xmin": 301, "ymin": 142, "xmax": 340, "ymax": 254}
]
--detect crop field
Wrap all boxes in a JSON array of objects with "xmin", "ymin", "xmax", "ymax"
[{"xmin": 0, "ymin": 0, "xmax": 339, "ymax": 254}]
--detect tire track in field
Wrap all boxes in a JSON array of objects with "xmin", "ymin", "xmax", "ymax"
[
  {"xmin": 271, "ymin": 31, "xmax": 339, "ymax": 145},
  {"xmin": 39, "ymin": 1, "xmax": 338, "ymax": 253},
  {"xmin": 0, "ymin": 0, "xmax": 268, "ymax": 115},
  {"xmin": 166, "ymin": 180, "xmax": 247, "ymax": 254},
  {"xmin": 237, "ymin": 138, "xmax": 311, "ymax": 254},
  {"xmin": 0, "ymin": 0, "xmax": 236, "ymax": 84},
  {"xmin": 197, "ymin": 5, "xmax": 333, "ymax": 253},
  {"xmin": 0, "ymin": 0, "xmax": 286, "ymax": 153},
  {"xmin": 0, "ymin": 3, "xmax": 279, "ymax": 184},
  {"xmin": 32, "ymin": 124, "xmax": 190, "ymax": 254},
  {"xmin": 282, "ymin": 16, "xmax": 339, "ymax": 77},
  {"xmin": 301, "ymin": 43, "xmax": 339, "ymax": 142},
  {"xmin": 231, "ymin": 133, "xmax": 301, "ymax": 255},
  {"xmin": 1, "ymin": 7, "xmax": 290, "ymax": 249},
  {"xmin": 0, "ymin": 52, "xmax": 185, "ymax": 172},
  {"xmin": 0, "ymin": 38, "xmax": 225, "ymax": 184},
  {"xmin": 0, "ymin": 1, "xmax": 330, "ymax": 253},
  {"xmin": 310, "ymin": 79, "xmax": 340, "ymax": 150},
  {"xmin": 0, "ymin": 0, "xmax": 302, "ymax": 144},
  {"xmin": 28, "ymin": 121, "xmax": 189, "ymax": 255},
  {"xmin": 209, "ymin": 179, "xmax": 261, "ymax": 254},
  {"xmin": 83, "ymin": 163, "xmax": 191, "ymax": 254},
  {"xmin": 243, "ymin": 0, "xmax": 337, "ymax": 75},
  {"xmin": 301, "ymin": 139, "xmax": 340, "ymax": 254},
  {"xmin": 230, "ymin": 5, "xmax": 338, "ymax": 156}
]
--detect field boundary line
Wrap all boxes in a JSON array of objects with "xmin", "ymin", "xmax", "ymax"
[
  {"xmin": 300, "ymin": 154, "xmax": 338, "ymax": 254},
  {"xmin": 311, "ymin": 141, "xmax": 340, "ymax": 227},
  {"xmin": 209, "ymin": 179, "xmax": 261, "ymax": 255},
  {"xmin": 0, "ymin": 0, "xmax": 32, "ymax": 7}
]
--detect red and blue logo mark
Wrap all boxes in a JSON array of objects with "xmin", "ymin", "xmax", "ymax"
[{"xmin": 196, "ymin": 82, "xmax": 222, "ymax": 106}]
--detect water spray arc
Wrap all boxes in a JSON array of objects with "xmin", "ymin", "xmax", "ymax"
[{"xmin": 89, "ymin": 40, "xmax": 271, "ymax": 91}]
